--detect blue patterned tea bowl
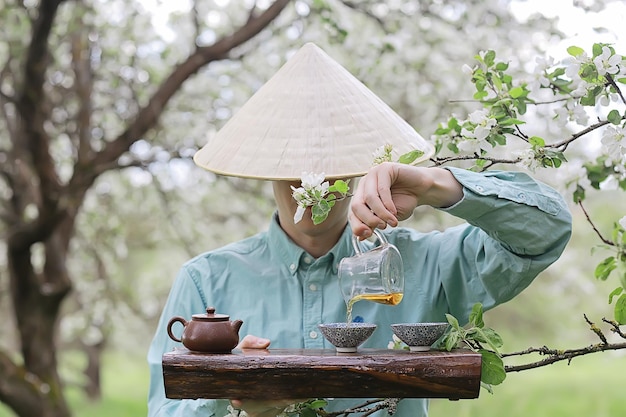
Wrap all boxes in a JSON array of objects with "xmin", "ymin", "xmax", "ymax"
[
  {"xmin": 318, "ymin": 323, "xmax": 377, "ymax": 353},
  {"xmin": 391, "ymin": 322, "xmax": 449, "ymax": 352}
]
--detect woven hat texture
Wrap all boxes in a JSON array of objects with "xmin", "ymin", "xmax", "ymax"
[{"xmin": 194, "ymin": 42, "xmax": 434, "ymax": 180}]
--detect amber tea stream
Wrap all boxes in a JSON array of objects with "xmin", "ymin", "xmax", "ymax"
[{"xmin": 345, "ymin": 292, "xmax": 404, "ymax": 324}]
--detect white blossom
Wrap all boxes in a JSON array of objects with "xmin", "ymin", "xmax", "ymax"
[
  {"xmin": 619, "ymin": 216, "xmax": 626, "ymax": 230},
  {"xmin": 528, "ymin": 56, "xmax": 554, "ymax": 92},
  {"xmin": 293, "ymin": 205, "xmax": 306, "ymax": 224},
  {"xmin": 461, "ymin": 64, "xmax": 474, "ymax": 74},
  {"xmin": 300, "ymin": 172, "xmax": 327, "ymax": 189},
  {"xmin": 563, "ymin": 52, "xmax": 588, "ymax": 79},
  {"xmin": 467, "ymin": 109, "xmax": 493, "ymax": 125},
  {"xmin": 570, "ymin": 80, "xmax": 591, "ymax": 98},
  {"xmin": 514, "ymin": 148, "xmax": 542, "ymax": 172},
  {"xmin": 291, "ymin": 172, "xmax": 331, "ymax": 223},
  {"xmin": 601, "ymin": 125, "xmax": 626, "ymax": 160},
  {"xmin": 554, "ymin": 102, "xmax": 589, "ymax": 126},
  {"xmin": 458, "ymin": 135, "xmax": 490, "ymax": 154},
  {"xmin": 593, "ymin": 46, "xmax": 622, "ymax": 76},
  {"xmin": 224, "ymin": 404, "xmax": 249, "ymax": 417},
  {"xmin": 372, "ymin": 144, "xmax": 393, "ymax": 165}
]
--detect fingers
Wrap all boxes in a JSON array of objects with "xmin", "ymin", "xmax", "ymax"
[
  {"xmin": 237, "ymin": 334, "xmax": 270, "ymax": 349},
  {"xmin": 230, "ymin": 399, "xmax": 303, "ymax": 417},
  {"xmin": 350, "ymin": 164, "xmax": 399, "ymax": 239}
]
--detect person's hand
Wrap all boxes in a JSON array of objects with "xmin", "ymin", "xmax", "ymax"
[
  {"xmin": 349, "ymin": 163, "xmax": 463, "ymax": 239},
  {"xmin": 230, "ymin": 399, "xmax": 297, "ymax": 417},
  {"xmin": 236, "ymin": 334, "xmax": 270, "ymax": 349},
  {"xmin": 232, "ymin": 335, "xmax": 291, "ymax": 416}
]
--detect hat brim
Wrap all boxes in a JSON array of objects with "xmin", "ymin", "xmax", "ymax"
[{"xmin": 194, "ymin": 43, "xmax": 434, "ymax": 181}]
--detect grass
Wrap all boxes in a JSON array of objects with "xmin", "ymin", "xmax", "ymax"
[
  {"xmin": 429, "ymin": 352, "xmax": 626, "ymax": 417},
  {"xmin": 0, "ymin": 352, "xmax": 148, "ymax": 417},
  {"xmin": 1, "ymin": 350, "xmax": 624, "ymax": 416}
]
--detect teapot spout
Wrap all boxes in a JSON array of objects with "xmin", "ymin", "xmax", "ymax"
[{"xmin": 232, "ymin": 319, "xmax": 243, "ymax": 334}]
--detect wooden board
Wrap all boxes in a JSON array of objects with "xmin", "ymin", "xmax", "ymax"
[{"xmin": 162, "ymin": 348, "xmax": 481, "ymax": 400}]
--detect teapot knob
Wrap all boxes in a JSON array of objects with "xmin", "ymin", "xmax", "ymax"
[{"xmin": 206, "ymin": 307, "xmax": 216, "ymax": 315}]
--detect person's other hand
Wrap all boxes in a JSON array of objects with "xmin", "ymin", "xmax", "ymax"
[
  {"xmin": 237, "ymin": 334, "xmax": 270, "ymax": 349},
  {"xmin": 230, "ymin": 399, "xmax": 298, "ymax": 417},
  {"xmin": 349, "ymin": 163, "xmax": 463, "ymax": 239},
  {"xmin": 232, "ymin": 335, "xmax": 285, "ymax": 416}
]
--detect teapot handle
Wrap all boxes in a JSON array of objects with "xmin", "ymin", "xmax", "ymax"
[
  {"xmin": 167, "ymin": 316, "xmax": 188, "ymax": 343},
  {"xmin": 351, "ymin": 229, "xmax": 388, "ymax": 255}
]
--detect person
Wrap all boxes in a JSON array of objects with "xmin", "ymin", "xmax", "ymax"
[{"xmin": 147, "ymin": 43, "xmax": 572, "ymax": 417}]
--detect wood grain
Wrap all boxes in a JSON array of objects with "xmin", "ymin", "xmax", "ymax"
[{"xmin": 162, "ymin": 348, "xmax": 481, "ymax": 400}]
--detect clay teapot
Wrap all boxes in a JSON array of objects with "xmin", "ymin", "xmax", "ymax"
[{"xmin": 167, "ymin": 307, "xmax": 243, "ymax": 353}]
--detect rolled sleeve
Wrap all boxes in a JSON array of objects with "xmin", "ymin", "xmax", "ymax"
[
  {"xmin": 431, "ymin": 167, "xmax": 572, "ymax": 319},
  {"xmin": 442, "ymin": 167, "xmax": 572, "ymax": 256}
]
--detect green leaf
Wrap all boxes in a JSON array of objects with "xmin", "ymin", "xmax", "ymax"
[
  {"xmin": 444, "ymin": 332, "xmax": 460, "ymax": 352},
  {"xmin": 499, "ymin": 118, "xmax": 525, "ymax": 126},
  {"xmin": 609, "ymin": 287, "xmax": 623, "ymax": 304},
  {"xmin": 567, "ymin": 46, "xmax": 585, "ymax": 57},
  {"xmin": 573, "ymin": 184, "xmax": 586, "ymax": 203},
  {"xmin": 483, "ymin": 50, "xmax": 496, "ymax": 67},
  {"xmin": 445, "ymin": 313, "xmax": 461, "ymax": 330},
  {"xmin": 469, "ymin": 303, "xmax": 484, "ymax": 328},
  {"xmin": 473, "ymin": 90, "xmax": 488, "ymax": 100},
  {"xmin": 607, "ymin": 109, "xmax": 623, "ymax": 125},
  {"xmin": 306, "ymin": 399, "xmax": 328, "ymax": 409},
  {"xmin": 595, "ymin": 256, "xmax": 617, "ymax": 281},
  {"xmin": 447, "ymin": 117, "xmax": 460, "ymax": 129},
  {"xmin": 592, "ymin": 43, "xmax": 604, "ymax": 57},
  {"xmin": 329, "ymin": 179, "xmax": 350, "ymax": 195},
  {"xmin": 529, "ymin": 136, "xmax": 545, "ymax": 147},
  {"xmin": 479, "ymin": 350, "xmax": 506, "ymax": 385},
  {"xmin": 492, "ymin": 75, "xmax": 503, "ymax": 91},
  {"xmin": 614, "ymin": 294, "xmax": 626, "ymax": 325},
  {"xmin": 398, "ymin": 149, "xmax": 425, "ymax": 164},
  {"xmin": 300, "ymin": 408, "xmax": 317, "ymax": 417},
  {"xmin": 311, "ymin": 200, "xmax": 332, "ymax": 225},
  {"xmin": 475, "ymin": 328, "xmax": 503, "ymax": 353},
  {"xmin": 509, "ymin": 86, "xmax": 524, "ymax": 98},
  {"xmin": 495, "ymin": 62, "xmax": 509, "ymax": 71}
]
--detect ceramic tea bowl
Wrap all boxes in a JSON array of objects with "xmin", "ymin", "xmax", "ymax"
[
  {"xmin": 391, "ymin": 322, "xmax": 448, "ymax": 352},
  {"xmin": 318, "ymin": 323, "xmax": 377, "ymax": 353}
]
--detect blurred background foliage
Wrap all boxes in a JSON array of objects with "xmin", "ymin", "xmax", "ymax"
[{"xmin": 1, "ymin": 0, "xmax": 625, "ymax": 416}]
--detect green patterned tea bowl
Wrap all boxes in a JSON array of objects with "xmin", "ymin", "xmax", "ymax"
[
  {"xmin": 391, "ymin": 322, "xmax": 449, "ymax": 352},
  {"xmin": 318, "ymin": 323, "xmax": 377, "ymax": 353}
]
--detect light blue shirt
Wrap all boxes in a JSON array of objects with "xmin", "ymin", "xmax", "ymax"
[{"xmin": 147, "ymin": 167, "xmax": 572, "ymax": 417}]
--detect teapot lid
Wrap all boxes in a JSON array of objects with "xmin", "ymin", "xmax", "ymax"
[{"xmin": 191, "ymin": 307, "xmax": 230, "ymax": 321}]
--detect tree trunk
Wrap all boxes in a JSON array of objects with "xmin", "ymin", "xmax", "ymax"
[
  {"xmin": 8, "ymin": 219, "xmax": 74, "ymax": 417},
  {"xmin": 0, "ymin": 1, "xmax": 293, "ymax": 416},
  {"xmin": 83, "ymin": 341, "xmax": 105, "ymax": 401}
]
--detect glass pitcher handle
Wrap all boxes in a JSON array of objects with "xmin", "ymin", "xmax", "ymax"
[{"xmin": 351, "ymin": 229, "xmax": 388, "ymax": 255}]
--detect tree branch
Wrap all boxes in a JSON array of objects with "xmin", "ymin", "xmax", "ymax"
[
  {"xmin": 502, "ymin": 314, "xmax": 626, "ymax": 373},
  {"xmin": 578, "ymin": 200, "xmax": 614, "ymax": 245},
  {"xmin": 71, "ymin": 30, "xmax": 94, "ymax": 164},
  {"xmin": 15, "ymin": 0, "xmax": 66, "ymax": 209},
  {"xmin": 87, "ymin": 0, "xmax": 292, "ymax": 180}
]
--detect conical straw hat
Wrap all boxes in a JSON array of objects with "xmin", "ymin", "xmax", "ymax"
[{"xmin": 194, "ymin": 42, "xmax": 434, "ymax": 180}]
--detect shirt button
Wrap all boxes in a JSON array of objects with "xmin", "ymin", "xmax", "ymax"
[
  {"xmin": 303, "ymin": 256, "xmax": 313, "ymax": 264},
  {"xmin": 475, "ymin": 185, "xmax": 484, "ymax": 192},
  {"xmin": 309, "ymin": 331, "xmax": 318, "ymax": 339},
  {"xmin": 289, "ymin": 264, "xmax": 296, "ymax": 271},
  {"xmin": 309, "ymin": 284, "xmax": 317, "ymax": 291},
  {"xmin": 517, "ymin": 193, "xmax": 527, "ymax": 200}
]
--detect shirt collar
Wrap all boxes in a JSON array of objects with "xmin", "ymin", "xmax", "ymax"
[{"xmin": 267, "ymin": 212, "xmax": 354, "ymax": 276}]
